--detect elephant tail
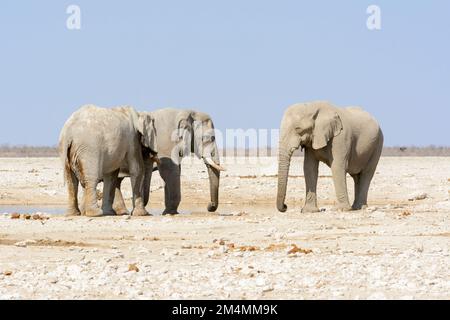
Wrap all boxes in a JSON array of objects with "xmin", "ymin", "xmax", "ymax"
[{"xmin": 59, "ymin": 139, "xmax": 73, "ymax": 186}]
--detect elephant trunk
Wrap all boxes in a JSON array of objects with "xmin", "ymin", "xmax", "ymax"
[
  {"xmin": 142, "ymin": 157, "xmax": 154, "ymax": 207},
  {"xmin": 277, "ymin": 148, "xmax": 292, "ymax": 212},
  {"xmin": 207, "ymin": 166, "xmax": 220, "ymax": 212}
]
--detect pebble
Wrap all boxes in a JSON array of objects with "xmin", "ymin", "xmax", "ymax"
[
  {"xmin": 408, "ymin": 192, "xmax": 428, "ymax": 201},
  {"xmin": 14, "ymin": 239, "xmax": 37, "ymax": 247},
  {"xmin": 218, "ymin": 211, "xmax": 246, "ymax": 217}
]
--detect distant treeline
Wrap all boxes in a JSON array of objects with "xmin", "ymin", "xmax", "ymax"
[
  {"xmin": 1, "ymin": 145, "xmax": 450, "ymax": 157},
  {"xmin": 0, "ymin": 145, "xmax": 59, "ymax": 157}
]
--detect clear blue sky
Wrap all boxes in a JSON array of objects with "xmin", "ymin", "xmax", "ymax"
[{"xmin": 0, "ymin": 1, "xmax": 449, "ymax": 146}]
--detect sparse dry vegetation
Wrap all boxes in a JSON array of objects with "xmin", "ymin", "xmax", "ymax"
[
  {"xmin": 0, "ymin": 145, "xmax": 58, "ymax": 157},
  {"xmin": 1, "ymin": 145, "xmax": 449, "ymax": 157}
]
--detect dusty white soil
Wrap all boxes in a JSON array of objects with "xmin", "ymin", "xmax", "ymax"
[{"xmin": 0, "ymin": 157, "xmax": 449, "ymax": 300}]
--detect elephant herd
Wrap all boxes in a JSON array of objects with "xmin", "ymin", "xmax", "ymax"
[{"xmin": 58, "ymin": 101, "xmax": 383, "ymax": 217}]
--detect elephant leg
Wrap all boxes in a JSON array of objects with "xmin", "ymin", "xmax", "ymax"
[
  {"xmin": 101, "ymin": 170, "xmax": 119, "ymax": 216},
  {"xmin": 159, "ymin": 160, "xmax": 181, "ymax": 215},
  {"xmin": 65, "ymin": 170, "xmax": 81, "ymax": 216},
  {"xmin": 113, "ymin": 177, "xmax": 130, "ymax": 216},
  {"xmin": 84, "ymin": 180, "xmax": 103, "ymax": 217},
  {"xmin": 79, "ymin": 187, "xmax": 86, "ymax": 215},
  {"xmin": 302, "ymin": 149, "xmax": 320, "ymax": 213},
  {"xmin": 143, "ymin": 159, "xmax": 154, "ymax": 208},
  {"xmin": 354, "ymin": 158, "xmax": 379, "ymax": 210},
  {"xmin": 331, "ymin": 162, "xmax": 352, "ymax": 211},
  {"xmin": 129, "ymin": 161, "xmax": 150, "ymax": 216},
  {"xmin": 351, "ymin": 173, "xmax": 361, "ymax": 210},
  {"xmin": 354, "ymin": 140, "xmax": 382, "ymax": 210},
  {"xmin": 353, "ymin": 172, "xmax": 373, "ymax": 210}
]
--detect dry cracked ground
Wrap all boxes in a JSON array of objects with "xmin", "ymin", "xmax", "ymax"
[{"xmin": 0, "ymin": 156, "xmax": 449, "ymax": 299}]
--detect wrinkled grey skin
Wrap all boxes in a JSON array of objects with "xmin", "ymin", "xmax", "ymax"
[
  {"xmin": 112, "ymin": 108, "xmax": 223, "ymax": 215},
  {"xmin": 59, "ymin": 105, "xmax": 158, "ymax": 217},
  {"xmin": 277, "ymin": 101, "xmax": 383, "ymax": 213}
]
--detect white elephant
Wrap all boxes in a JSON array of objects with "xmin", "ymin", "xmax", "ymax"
[
  {"xmin": 112, "ymin": 108, "xmax": 225, "ymax": 215},
  {"xmin": 59, "ymin": 105, "xmax": 158, "ymax": 217},
  {"xmin": 277, "ymin": 101, "xmax": 383, "ymax": 213}
]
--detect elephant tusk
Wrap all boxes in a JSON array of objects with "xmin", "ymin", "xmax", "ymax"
[{"xmin": 204, "ymin": 157, "xmax": 226, "ymax": 171}]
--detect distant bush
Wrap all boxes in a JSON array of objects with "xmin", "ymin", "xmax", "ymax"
[
  {"xmin": 0, "ymin": 145, "xmax": 58, "ymax": 157},
  {"xmin": 381, "ymin": 146, "xmax": 450, "ymax": 157},
  {"xmin": 266, "ymin": 146, "xmax": 450, "ymax": 157},
  {"xmin": 0, "ymin": 145, "xmax": 449, "ymax": 157}
]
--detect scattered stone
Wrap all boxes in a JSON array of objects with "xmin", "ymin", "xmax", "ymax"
[
  {"xmin": 23, "ymin": 214, "xmax": 31, "ymax": 220},
  {"xmin": 262, "ymin": 286, "xmax": 274, "ymax": 293},
  {"xmin": 128, "ymin": 264, "xmax": 139, "ymax": 272},
  {"xmin": 10, "ymin": 213, "xmax": 20, "ymax": 219},
  {"xmin": 48, "ymin": 277, "xmax": 58, "ymax": 284},
  {"xmin": 408, "ymin": 192, "xmax": 428, "ymax": 201},
  {"xmin": 218, "ymin": 211, "xmax": 246, "ymax": 217},
  {"xmin": 14, "ymin": 239, "xmax": 37, "ymax": 247},
  {"xmin": 238, "ymin": 245, "xmax": 259, "ymax": 252},
  {"xmin": 400, "ymin": 210, "xmax": 411, "ymax": 217},
  {"xmin": 3, "ymin": 271, "xmax": 12, "ymax": 276},
  {"xmin": 32, "ymin": 213, "xmax": 49, "ymax": 220},
  {"xmin": 287, "ymin": 244, "xmax": 312, "ymax": 255}
]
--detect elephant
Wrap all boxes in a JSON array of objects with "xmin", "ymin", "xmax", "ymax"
[
  {"xmin": 111, "ymin": 108, "xmax": 225, "ymax": 216},
  {"xmin": 276, "ymin": 101, "xmax": 383, "ymax": 213},
  {"xmin": 59, "ymin": 105, "xmax": 158, "ymax": 217}
]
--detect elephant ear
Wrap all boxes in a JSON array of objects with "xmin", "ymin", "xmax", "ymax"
[
  {"xmin": 175, "ymin": 111, "xmax": 192, "ymax": 143},
  {"xmin": 169, "ymin": 111, "xmax": 192, "ymax": 164},
  {"xmin": 138, "ymin": 113, "xmax": 158, "ymax": 153},
  {"xmin": 312, "ymin": 108, "xmax": 343, "ymax": 150},
  {"xmin": 189, "ymin": 111, "xmax": 207, "ymax": 158}
]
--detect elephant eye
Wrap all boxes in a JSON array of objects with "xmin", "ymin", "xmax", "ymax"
[{"xmin": 203, "ymin": 135, "xmax": 215, "ymax": 142}]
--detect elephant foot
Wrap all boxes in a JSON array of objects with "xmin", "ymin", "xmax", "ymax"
[
  {"xmin": 102, "ymin": 208, "xmax": 117, "ymax": 216},
  {"xmin": 162, "ymin": 209, "xmax": 180, "ymax": 216},
  {"xmin": 332, "ymin": 204, "xmax": 352, "ymax": 212},
  {"xmin": 85, "ymin": 208, "xmax": 103, "ymax": 217},
  {"xmin": 113, "ymin": 205, "xmax": 130, "ymax": 216},
  {"xmin": 132, "ymin": 208, "xmax": 151, "ymax": 216},
  {"xmin": 114, "ymin": 209, "xmax": 130, "ymax": 216},
  {"xmin": 352, "ymin": 203, "xmax": 368, "ymax": 211},
  {"xmin": 65, "ymin": 208, "xmax": 81, "ymax": 217},
  {"xmin": 301, "ymin": 205, "xmax": 320, "ymax": 213}
]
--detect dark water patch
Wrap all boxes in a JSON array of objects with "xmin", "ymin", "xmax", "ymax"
[{"xmin": 0, "ymin": 206, "xmax": 65, "ymax": 215}]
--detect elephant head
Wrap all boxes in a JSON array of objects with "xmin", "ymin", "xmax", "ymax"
[
  {"xmin": 276, "ymin": 102, "xmax": 342, "ymax": 212},
  {"xmin": 135, "ymin": 111, "xmax": 158, "ymax": 157},
  {"xmin": 176, "ymin": 111, "xmax": 225, "ymax": 212}
]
